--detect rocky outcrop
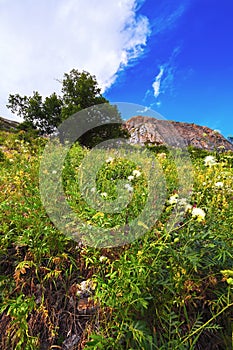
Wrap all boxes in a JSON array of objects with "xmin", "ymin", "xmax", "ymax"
[
  {"xmin": 1, "ymin": 114, "xmax": 232, "ymax": 151},
  {"xmin": 124, "ymin": 116, "xmax": 233, "ymax": 151},
  {"xmin": 0, "ymin": 116, "xmax": 19, "ymax": 131}
]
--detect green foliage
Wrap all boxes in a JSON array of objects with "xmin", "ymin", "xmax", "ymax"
[
  {"xmin": 7, "ymin": 91, "xmax": 63, "ymax": 134},
  {"xmin": 0, "ymin": 132, "xmax": 232, "ymax": 349},
  {"xmin": 7, "ymin": 91, "xmax": 62, "ymax": 134},
  {"xmin": 61, "ymin": 69, "xmax": 108, "ymax": 119},
  {"xmin": 0, "ymin": 148, "xmax": 5, "ymax": 162},
  {"xmin": 74, "ymin": 104, "xmax": 128, "ymax": 148},
  {"xmin": 0, "ymin": 295, "xmax": 38, "ymax": 350},
  {"xmin": 6, "ymin": 69, "xmax": 127, "ymax": 147}
]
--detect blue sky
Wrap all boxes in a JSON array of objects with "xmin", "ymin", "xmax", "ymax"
[
  {"xmin": 0, "ymin": 0, "xmax": 232, "ymax": 137},
  {"xmin": 105, "ymin": 0, "xmax": 233, "ymax": 137}
]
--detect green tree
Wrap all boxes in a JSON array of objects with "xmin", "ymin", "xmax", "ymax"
[
  {"xmin": 61, "ymin": 69, "xmax": 108, "ymax": 119},
  {"xmin": 7, "ymin": 91, "xmax": 62, "ymax": 134},
  {"xmin": 7, "ymin": 69, "xmax": 128, "ymax": 146},
  {"xmin": 75, "ymin": 103, "xmax": 128, "ymax": 148}
]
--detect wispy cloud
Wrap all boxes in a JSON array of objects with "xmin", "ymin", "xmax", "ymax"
[
  {"xmin": 143, "ymin": 46, "xmax": 181, "ymax": 107},
  {"xmin": 160, "ymin": 46, "xmax": 181, "ymax": 96},
  {"xmin": 136, "ymin": 106, "xmax": 151, "ymax": 114},
  {"xmin": 152, "ymin": 66, "xmax": 164, "ymax": 98},
  {"xmin": 140, "ymin": 1, "xmax": 190, "ymax": 109},
  {"xmin": 151, "ymin": 1, "xmax": 190, "ymax": 35},
  {"xmin": 0, "ymin": 0, "xmax": 150, "ymax": 120}
]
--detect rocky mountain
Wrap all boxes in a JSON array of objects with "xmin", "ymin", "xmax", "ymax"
[
  {"xmin": 124, "ymin": 116, "xmax": 233, "ymax": 151},
  {"xmin": 1, "ymin": 114, "xmax": 232, "ymax": 151},
  {"xmin": 0, "ymin": 116, "xmax": 19, "ymax": 131}
]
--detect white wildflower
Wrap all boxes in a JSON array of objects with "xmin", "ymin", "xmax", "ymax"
[
  {"xmin": 215, "ymin": 182, "xmax": 223, "ymax": 188},
  {"xmin": 168, "ymin": 194, "xmax": 178, "ymax": 205},
  {"xmin": 90, "ymin": 187, "xmax": 96, "ymax": 193},
  {"xmin": 99, "ymin": 256, "xmax": 107, "ymax": 262},
  {"xmin": 191, "ymin": 207, "xmax": 206, "ymax": 221},
  {"xmin": 185, "ymin": 204, "xmax": 193, "ymax": 212},
  {"xmin": 177, "ymin": 198, "xmax": 192, "ymax": 213},
  {"xmin": 125, "ymin": 183, "xmax": 133, "ymax": 192},
  {"xmin": 177, "ymin": 198, "xmax": 188, "ymax": 206},
  {"xmin": 101, "ymin": 192, "xmax": 108, "ymax": 197},
  {"xmin": 128, "ymin": 175, "xmax": 134, "ymax": 181},
  {"xmin": 106, "ymin": 157, "xmax": 114, "ymax": 163},
  {"xmin": 52, "ymin": 170, "xmax": 57, "ymax": 174},
  {"xmin": 204, "ymin": 155, "xmax": 217, "ymax": 167},
  {"xmin": 157, "ymin": 152, "xmax": 167, "ymax": 159},
  {"xmin": 132, "ymin": 169, "xmax": 141, "ymax": 177}
]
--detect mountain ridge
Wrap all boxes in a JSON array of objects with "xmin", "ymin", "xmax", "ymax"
[
  {"xmin": 124, "ymin": 116, "xmax": 233, "ymax": 151},
  {"xmin": 1, "ymin": 115, "xmax": 232, "ymax": 151},
  {"xmin": 0, "ymin": 116, "xmax": 19, "ymax": 131}
]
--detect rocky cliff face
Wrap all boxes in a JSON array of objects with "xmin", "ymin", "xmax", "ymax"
[
  {"xmin": 124, "ymin": 116, "xmax": 233, "ymax": 151},
  {"xmin": 0, "ymin": 116, "xmax": 19, "ymax": 131}
]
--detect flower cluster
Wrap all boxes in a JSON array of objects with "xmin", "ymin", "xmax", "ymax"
[
  {"xmin": 191, "ymin": 207, "xmax": 206, "ymax": 222},
  {"xmin": 124, "ymin": 169, "xmax": 142, "ymax": 191},
  {"xmin": 101, "ymin": 192, "xmax": 108, "ymax": 198},
  {"xmin": 204, "ymin": 155, "xmax": 217, "ymax": 167},
  {"xmin": 168, "ymin": 194, "xmax": 179, "ymax": 205},
  {"xmin": 106, "ymin": 157, "xmax": 114, "ymax": 163},
  {"xmin": 126, "ymin": 169, "xmax": 142, "ymax": 182},
  {"xmin": 132, "ymin": 169, "xmax": 141, "ymax": 177},
  {"xmin": 157, "ymin": 152, "xmax": 167, "ymax": 159},
  {"xmin": 167, "ymin": 194, "xmax": 206, "ymax": 222},
  {"xmin": 125, "ymin": 183, "xmax": 133, "ymax": 192},
  {"xmin": 215, "ymin": 181, "xmax": 223, "ymax": 188}
]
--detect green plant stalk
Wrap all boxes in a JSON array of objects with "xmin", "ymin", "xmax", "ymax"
[{"xmin": 180, "ymin": 302, "xmax": 233, "ymax": 345}]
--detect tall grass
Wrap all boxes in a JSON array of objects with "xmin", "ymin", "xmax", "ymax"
[{"xmin": 0, "ymin": 130, "xmax": 232, "ymax": 349}]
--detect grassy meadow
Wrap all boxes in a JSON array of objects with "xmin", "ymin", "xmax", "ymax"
[{"xmin": 0, "ymin": 130, "xmax": 233, "ymax": 349}]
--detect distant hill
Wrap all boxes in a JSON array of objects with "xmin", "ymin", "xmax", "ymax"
[
  {"xmin": 0, "ymin": 116, "xmax": 19, "ymax": 131},
  {"xmin": 1, "ymin": 115, "xmax": 232, "ymax": 151},
  {"xmin": 124, "ymin": 116, "xmax": 233, "ymax": 151}
]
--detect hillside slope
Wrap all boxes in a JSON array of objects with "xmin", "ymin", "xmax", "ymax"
[
  {"xmin": 0, "ymin": 116, "xmax": 19, "ymax": 131},
  {"xmin": 124, "ymin": 116, "xmax": 233, "ymax": 151},
  {"xmin": 1, "ymin": 115, "xmax": 232, "ymax": 151}
]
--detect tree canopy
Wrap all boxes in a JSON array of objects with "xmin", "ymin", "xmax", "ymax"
[
  {"xmin": 8, "ymin": 91, "xmax": 63, "ymax": 134},
  {"xmin": 7, "ymin": 69, "xmax": 127, "ymax": 146},
  {"xmin": 61, "ymin": 69, "xmax": 107, "ymax": 119}
]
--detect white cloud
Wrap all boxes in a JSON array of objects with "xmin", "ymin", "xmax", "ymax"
[
  {"xmin": 152, "ymin": 66, "xmax": 164, "ymax": 98},
  {"xmin": 0, "ymin": 0, "xmax": 150, "ymax": 120},
  {"xmin": 144, "ymin": 46, "xmax": 180, "ymax": 105},
  {"xmin": 136, "ymin": 106, "xmax": 151, "ymax": 114}
]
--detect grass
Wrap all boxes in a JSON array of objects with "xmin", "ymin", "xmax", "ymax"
[{"xmin": 0, "ymin": 129, "xmax": 233, "ymax": 349}]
